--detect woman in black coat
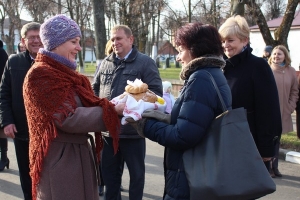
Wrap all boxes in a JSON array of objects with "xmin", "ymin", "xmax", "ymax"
[
  {"xmin": 219, "ymin": 15, "xmax": 282, "ymax": 172},
  {"xmin": 128, "ymin": 23, "xmax": 232, "ymax": 199}
]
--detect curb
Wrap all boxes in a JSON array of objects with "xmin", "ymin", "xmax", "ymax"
[{"xmin": 279, "ymin": 148, "xmax": 300, "ymax": 164}]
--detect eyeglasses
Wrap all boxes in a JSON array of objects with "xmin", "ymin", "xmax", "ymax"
[{"xmin": 25, "ymin": 36, "xmax": 41, "ymax": 42}]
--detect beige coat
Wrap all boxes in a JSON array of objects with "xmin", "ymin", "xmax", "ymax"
[
  {"xmin": 271, "ymin": 65, "xmax": 299, "ymax": 133},
  {"xmin": 36, "ymin": 95, "xmax": 107, "ymax": 200}
]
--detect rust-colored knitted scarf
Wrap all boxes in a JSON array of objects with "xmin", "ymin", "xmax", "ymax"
[{"xmin": 23, "ymin": 53, "xmax": 120, "ymax": 200}]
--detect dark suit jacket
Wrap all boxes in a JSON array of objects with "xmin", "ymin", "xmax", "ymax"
[{"xmin": 0, "ymin": 51, "xmax": 32, "ymax": 139}]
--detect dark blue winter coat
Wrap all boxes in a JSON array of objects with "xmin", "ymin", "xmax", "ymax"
[{"xmin": 143, "ymin": 56, "xmax": 232, "ymax": 200}]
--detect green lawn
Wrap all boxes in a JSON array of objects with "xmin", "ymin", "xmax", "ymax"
[
  {"xmin": 80, "ymin": 63, "xmax": 97, "ymax": 74},
  {"xmin": 280, "ymin": 132, "xmax": 300, "ymax": 152},
  {"xmin": 158, "ymin": 67, "xmax": 181, "ymax": 80}
]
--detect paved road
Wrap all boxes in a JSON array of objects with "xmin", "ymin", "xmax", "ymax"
[{"xmin": 1, "ymin": 138, "xmax": 300, "ymax": 200}]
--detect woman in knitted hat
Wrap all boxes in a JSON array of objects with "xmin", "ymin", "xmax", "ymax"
[{"xmin": 23, "ymin": 14, "xmax": 123, "ymax": 200}]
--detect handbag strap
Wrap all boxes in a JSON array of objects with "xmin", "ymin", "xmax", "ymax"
[{"xmin": 204, "ymin": 70, "xmax": 227, "ymax": 112}]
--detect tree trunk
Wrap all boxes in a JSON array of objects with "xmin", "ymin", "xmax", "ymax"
[
  {"xmin": 92, "ymin": 0, "xmax": 107, "ymax": 66},
  {"xmin": 231, "ymin": 0, "xmax": 245, "ymax": 16},
  {"xmin": 156, "ymin": 9, "xmax": 160, "ymax": 46},
  {"xmin": 274, "ymin": 0, "xmax": 299, "ymax": 49},
  {"xmin": 230, "ymin": 0, "xmax": 299, "ymax": 50},
  {"xmin": 188, "ymin": 0, "xmax": 191, "ymax": 22}
]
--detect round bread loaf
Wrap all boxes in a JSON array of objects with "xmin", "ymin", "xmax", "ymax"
[{"xmin": 125, "ymin": 83, "xmax": 148, "ymax": 94}]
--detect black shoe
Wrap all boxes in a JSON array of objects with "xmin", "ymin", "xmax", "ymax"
[
  {"xmin": 0, "ymin": 158, "xmax": 9, "ymax": 171},
  {"xmin": 269, "ymin": 169, "xmax": 276, "ymax": 178},
  {"xmin": 273, "ymin": 168, "xmax": 282, "ymax": 177},
  {"xmin": 120, "ymin": 185, "xmax": 124, "ymax": 191},
  {"xmin": 98, "ymin": 185, "xmax": 104, "ymax": 196}
]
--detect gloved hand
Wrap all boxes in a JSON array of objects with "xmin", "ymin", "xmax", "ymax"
[
  {"xmin": 142, "ymin": 110, "xmax": 171, "ymax": 124},
  {"xmin": 125, "ymin": 117, "xmax": 147, "ymax": 138}
]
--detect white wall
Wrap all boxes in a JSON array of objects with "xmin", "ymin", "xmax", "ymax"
[
  {"xmin": 84, "ymin": 48, "xmax": 96, "ymax": 62},
  {"xmin": 250, "ymin": 29, "xmax": 300, "ymax": 70}
]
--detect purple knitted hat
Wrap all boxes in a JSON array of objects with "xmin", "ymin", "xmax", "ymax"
[{"xmin": 40, "ymin": 14, "xmax": 82, "ymax": 51}]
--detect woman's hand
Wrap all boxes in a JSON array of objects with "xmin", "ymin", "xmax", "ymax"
[{"xmin": 114, "ymin": 103, "xmax": 125, "ymax": 116}]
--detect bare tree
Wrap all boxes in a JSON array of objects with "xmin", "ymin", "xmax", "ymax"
[
  {"xmin": 63, "ymin": 0, "xmax": 93, "ymax": 70},
  {"xmin": 196, "ymin": 0, "xmax": 231, "ymax": 28},
  {"xmin": 104, "ymin": 0, "xmax": 162, "ymax": 53},
  {"xmin": 0, "ymin": 0, "xmax": 22, "ymax": 54},
  {"xmin": 231, "ymin": 0, "xmax": 299, "ymax": 49},
  {"xmin": 264, "ymin": 0, "xmax": 286, "ymax": 20},
  {"xmin": 92, "ymin": 0, "xmax": 106, "ymax": 64},
  {"xmin": 23, "ymin": 0, "xmax": 56, "ymax": 23}
]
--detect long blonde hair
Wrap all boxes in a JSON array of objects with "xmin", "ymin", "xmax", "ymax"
[
  {"xmin": 268, "ymin": 45, "xmax": 291, "ymax": 67},
  {"xmin": 105, "ymin": 40, "xmax": 113, "ymax": 56}
]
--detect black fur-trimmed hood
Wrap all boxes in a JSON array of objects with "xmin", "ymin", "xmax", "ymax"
[{"xmin": 180, "ymin": 55, "xmax": 225, "ymax": 80}]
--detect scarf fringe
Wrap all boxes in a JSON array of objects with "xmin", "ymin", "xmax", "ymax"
[
  {"xmin": 30, "ymin": 122, "xmax": 57, "ymax": 200},
  {"xmin": 24, "ymin": 53, "xmax": 120, "ymax": 200}
]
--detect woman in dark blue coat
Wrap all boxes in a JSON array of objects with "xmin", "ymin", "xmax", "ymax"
[{"xmin": 128, "ymin": 23, "xmax": 232, "ymax": 200}]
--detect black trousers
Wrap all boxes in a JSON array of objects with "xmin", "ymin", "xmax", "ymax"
[
  {"xmin": 14, "ymin": 138, "xmax": 32, "ymax": 200},
  {"xmin": 271, "ymin": 136, "xmax": 281, "ymax": 169},
  {"xmin": 101, "ymin": 137, "xmax": 145, "ymax": 200},
  {"xmin": 0, "ymin": 138, "xmax": 8, "ymax": 160}
]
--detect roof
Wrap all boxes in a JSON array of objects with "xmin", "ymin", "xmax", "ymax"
[
  {"xmin": 157, "ymin": 41, "xmax": 178, "ymax": 55},
  {"xmin": 250, "ymin": 11, "xmax": 300, "ymax": 30}
]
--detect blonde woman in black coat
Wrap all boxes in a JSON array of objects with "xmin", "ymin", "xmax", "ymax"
[{"xmin": 219, "ymin": 15, "xmax": 282, "ymax": 171}]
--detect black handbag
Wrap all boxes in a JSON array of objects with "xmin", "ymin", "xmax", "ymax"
[{"xmin": 182, "ymin": 71, "xmax": 276, "ymax": 200}]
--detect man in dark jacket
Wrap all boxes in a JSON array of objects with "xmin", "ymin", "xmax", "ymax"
[
  {"xmin": 92, "ymin": 25, "xmax": 162, "ymax": 200},
  {"xmin": 0, "ymin": 22, "xmax": 43, "ymax": 200},
  {"xmin": 0, "ymin": 40, "xmax": 8, "ymax": 76},
  {"xmin": 0, "ymin": 40, "xmax": 9, "ymax": 171}
]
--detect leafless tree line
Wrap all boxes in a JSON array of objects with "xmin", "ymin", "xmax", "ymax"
[{"xmin": 0, "ymin": 0, "xmax": 299, "ymax": 63}]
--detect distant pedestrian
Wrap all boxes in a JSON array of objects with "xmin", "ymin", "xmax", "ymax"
[
  {"xmin": 17, "ymin": 42, "xmax": 26, "ymax": 53},
  {"xmin": 269, "ymin": 45, "xmax": 298, "ymax": 178},
  {"xmin": 263, "ymin": 45, "xmax": 273, "ymax": 61},
  {"xmin": 94, "ymin": 39, "xmax": 113, "ymax": 82}
]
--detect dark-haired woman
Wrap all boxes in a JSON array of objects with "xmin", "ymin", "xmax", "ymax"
[{"xmin": 129, "ymin": 23, "xmax": 232, "ymax": 200}]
